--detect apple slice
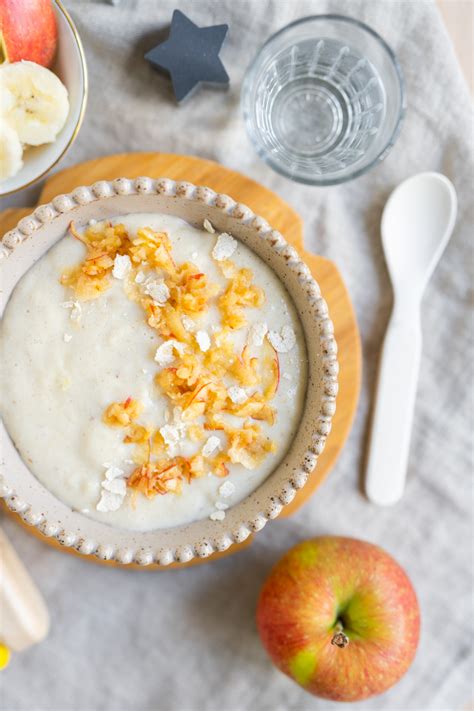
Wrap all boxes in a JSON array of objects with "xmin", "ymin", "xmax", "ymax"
[
  {"xmin": 261, "ymin": 339, "xmax": 280, "ymax": 400},
  {"xmin": 0, "ymin": 0, "xmax": 58, "ymax": 67}
]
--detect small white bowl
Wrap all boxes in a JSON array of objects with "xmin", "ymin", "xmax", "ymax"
[{"xmin": 0, "ymin": 1, "xmax": 88, "ymax": 198}]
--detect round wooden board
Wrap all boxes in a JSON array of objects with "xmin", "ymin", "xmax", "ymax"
[{"xmin": 0, "ymin": 152, "xmax": 361, "ymax": 569}]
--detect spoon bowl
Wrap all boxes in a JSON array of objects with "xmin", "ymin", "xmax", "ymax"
[{"xmin": 381, "ymin": 172, "xmax": 457, "ymax": 294}]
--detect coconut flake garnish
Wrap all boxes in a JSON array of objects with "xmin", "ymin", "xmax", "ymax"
[
  {"xmin": 96, "ymin": 490, "xmax": 123, "ymax": 513},
  {"xmin": 195, "ymin": 330, "xmax": 211, "ymax": 352},
  {"xmin": 154, "ymin": 340, "xmax": 186, "ymax": 366},
  {"xmin": 135, "ymin": 271, "xmax": 146, "ymax": 284},
  {"xmin": 144, "ymin": 278, "xmax": 170, "ymax": 305},
  {"xmin": 267, "ymin": 325, "xmax": 296, "ymax": 353},
  {"xmin": 61, "ymin": 300, "xmax": 81, "ymax": 322},
  {"xmin": 102, "ymin": 478, "xmax": 127, "ymax": 495},
  {"xmin": 210, "ymin": 510, "xmax": 226, "ymax": 522},
  {"xmin": 228, "ymin": 386, "xmax": 248, "ymax": 404},
  {"xmin": 212, "ymin": 233, "xmax": 237, "ymax": 261},
  {"xmin": 181, "ymin": 315, "xmax": 196, "ymax": 332},
  {"xmin": 202, "ymin": 435, "xmax": 221, "ymax": 458},
  {"xmin": 112, "ymin": 254, "xmax": 131, "ymax": 280},
  {"xmin": 159, "ymin": 424, "xmax": 181, "ymax": 448},
  {"xmin": 104, "ymin": 465, "xmax": 125, "ymax": 480},
  {"xmin": 203, "ymin": 219, "xmax": 215, "ymax": 234},
  {"xmin": 97, "ymin": 465, "xmax": 127, "ymax": 512},
  {"xmin": 218, "ymin": 481, "xmax": 235, "ymax": 498},
  {"xmin": 249, "ymin": 322, "xmax": 268, "ymax": 347},
  {"xmin": 160, "ymin": 410, "xmax": 187, "ymax": 453},
  {"xmin": 63, "ymin": 333, "xmax": 72, "ymax": 343}
]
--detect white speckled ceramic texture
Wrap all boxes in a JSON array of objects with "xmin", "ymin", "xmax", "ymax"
[{"xmin": 0, "ymin": 178, "xmax": 338, "ymax": 566}]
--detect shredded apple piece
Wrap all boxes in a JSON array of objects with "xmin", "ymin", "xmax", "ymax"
[
  {"xmin": 103, "ymin": 398, "xmax": 143, "ymax": 427},
  {"xmin": 227, "ymin": 423, "xmax": 276, "ymax": 469},
  {"xmin": 123, "ymin": 423, "xmax": 152, "ymax": 444},
  {"xmin": 219, "ymin": 268, "xmax": 265, "ymax": 329},
  {"xmin": 127, "ymin": 454, "xmax": 206, "ymax": 497}
]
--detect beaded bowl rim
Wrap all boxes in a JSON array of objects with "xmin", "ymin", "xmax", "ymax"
[{"xmin": 0, "ymin": 177, "xmax": 338, "ymax": 567}]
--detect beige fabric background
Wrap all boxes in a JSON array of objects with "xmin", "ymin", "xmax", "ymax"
[
  {"xmin": 438, "ymin": 0, "xmax": 473, "ymax": 93},
  {"xmin": 1, "ymin": 1, "xmax": 473, "ymax": 710}
]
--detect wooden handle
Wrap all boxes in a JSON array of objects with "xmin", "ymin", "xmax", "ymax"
[{"xmin": 0, "ymin": 528, "xmax": 50, "ymax": 652}]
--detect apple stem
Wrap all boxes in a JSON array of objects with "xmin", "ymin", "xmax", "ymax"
[{"xmin": 331, "ymin": 622, "xmax": 350, "ymax": 648}]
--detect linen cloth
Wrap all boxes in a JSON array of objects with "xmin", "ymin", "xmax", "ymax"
[{"xmin": 1, "ymin": 1, "xmax": 473, "ymax": 709}]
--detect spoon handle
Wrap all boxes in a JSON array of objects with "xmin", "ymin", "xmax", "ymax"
[{"xmin": 365, "ymin": 305, "xmax": 422, "ymax": 506}]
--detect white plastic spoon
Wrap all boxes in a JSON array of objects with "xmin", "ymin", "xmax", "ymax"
[{"xmin": 365, "ymin": 172, "xmax": 457, "ymax": 506}]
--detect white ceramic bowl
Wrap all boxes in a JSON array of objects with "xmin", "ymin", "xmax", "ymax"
[
  {"xmin": 0, "ymin": 178, "xmax": 338, "ymax": 566},
  {"xmin": 0, "ymin": 1, "xmax": 88, "ymax": 197}
]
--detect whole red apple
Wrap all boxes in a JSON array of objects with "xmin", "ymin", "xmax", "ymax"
[
  {"xmin": 0, "ymin": 0, "xmax": 57, "ymax": 67},
  {"xmin": 257, "ymin": 536, "xmax": 420, "ymax": 702}
]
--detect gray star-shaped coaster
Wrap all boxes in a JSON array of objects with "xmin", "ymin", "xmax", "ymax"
[{"xmin": 145, "ymin": 10, "xmax": 229, "ymax": 103}]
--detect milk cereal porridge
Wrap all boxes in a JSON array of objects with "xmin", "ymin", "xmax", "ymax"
[{"xmin": 0, "ymin": 214, "xmax": 307, "ymax": 531}]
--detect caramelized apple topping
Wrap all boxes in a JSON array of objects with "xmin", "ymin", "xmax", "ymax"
[
  {"xmin": 103, "ymin": 398, "xmax": 143, "ymax": 427},
  {"xmin": 227, "ymin": 423, "xmax": 276, "ymax": 469},
  {"xmin": 219, "ymin": 268, "xmax": 265, "ymax": 330},
  {"xmin": 62, "ymin": 221, "xmax": 284, "ymax": 501},
  {"xmin": 127, "ymin": 453, "xmax": 207, "ymax": 497},
  {"xmin": 123, "ymin": 423, "xmax": 152, "ymax": 444}
]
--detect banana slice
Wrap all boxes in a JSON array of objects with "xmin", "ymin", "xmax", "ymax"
[
  {"xmin": 0, "ymin": 61, "xmax": 69, "ymax": 146},
  {"xmin": 0, "ymin": 119, "xmax": 23, "ymax": 181}
]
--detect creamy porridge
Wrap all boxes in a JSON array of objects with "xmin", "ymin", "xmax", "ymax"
[{"xmin": 0, "ymin": 214, "xmax": 307, "ymax": 531}]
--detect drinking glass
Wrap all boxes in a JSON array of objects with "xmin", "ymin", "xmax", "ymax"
[{"xmin": 241, "ymin": 15, "xmax": 406, "ymax": 186}]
